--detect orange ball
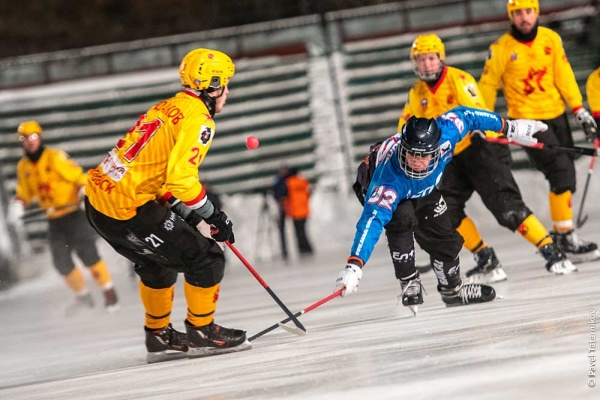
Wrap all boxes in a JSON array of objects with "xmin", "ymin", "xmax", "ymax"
[{"xmin": 245, "ymin": 135, "xmax": 260, "ymax": 150}]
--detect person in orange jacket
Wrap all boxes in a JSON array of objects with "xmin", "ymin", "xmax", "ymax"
[{"xmin": 284, "ymin": 168, "xmax": 314, "ymax": 256}]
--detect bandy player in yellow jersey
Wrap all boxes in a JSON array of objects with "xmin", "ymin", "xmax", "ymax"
[
  {"xmin": 394, "ymin": 34, "xmax": 575, "ymax": 294},
  {"xmin": 85, "ymin": 48, "xmax": 250, "ymax": 363},
  {"xmin": 587, "ymin": 67, "xmax": 600, "ymax": 131},
  {"xmin": 479, "ymin": 0, "xmax": 600, "ymax": 263},
  {"xmin": 7, "ymin": 121, "xmax": 119, "ymax": 315}
]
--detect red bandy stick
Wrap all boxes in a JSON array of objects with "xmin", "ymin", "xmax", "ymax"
[
  {"xmin": 226, "ymin": 241, "xmax": 307, "ymax": 334},
  {"xmin": 249, "ymin": 289, "xmax": 344, "ymax": 341}
]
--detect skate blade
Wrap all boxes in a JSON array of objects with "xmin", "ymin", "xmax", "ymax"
[
  {"xmin": 187, "ymin": 340, "xmax": 252, "ymax": 358},
  {"xmin": 464, "ymin": 269, "xmax": 508, "ymax": 285},
  {"xmin": 565, "ymin": 250, "xmax": 600, "ymax": 264},
  {"xmin": 278, "ymin": 322, "xmax": 307, "ymax": 336},
  {"xmin": 408, "ymin": 305, "xmax": 418, "ymax": 317},
  {"xmin": 147, "ymin": 350, "xmax": 188, "ymax": 364},
  {"xmin": 105, "ymin": 303, "xmax": 121, "ymax": 314}
]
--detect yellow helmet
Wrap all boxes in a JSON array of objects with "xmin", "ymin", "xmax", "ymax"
[
  {"xmin": 410, "ymin": 34, "xmax": 446, "ymax": 81},
  {"xmin": 179, "ymin": 48, "xmax": 235, "ymax": 91},
  {"xmin": 410, "ymin": 34, "xmax": 446, "ymax": 62},
  {"xmin": 17, "ymin": 120, "xmax": 42, "ymax": 137},
  {"xmin": 507, "ymin": 0, "xmax": 539, "ymax": 19}
]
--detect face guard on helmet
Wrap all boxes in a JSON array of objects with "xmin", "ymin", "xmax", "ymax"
[
  {"xmin": 398, "ymin": 116, "xmax": 442, "ymax": 179},
  {"xmin": 179, "ymin": 48, "xmax": 235, "ymax": 115},
  {"xmin": 410, "ymin": 34, "xmax": 446, "ymax": 82},
  {"xmin": 506, "ymin": 0, "xmax": 539, "ymax": 20},
  {"xmin": 17, "ymin": 120, "xmax": 42, "ymax": 142}
]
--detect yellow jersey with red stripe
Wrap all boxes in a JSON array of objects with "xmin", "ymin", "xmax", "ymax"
[
  {"xmin": 398, "ymin": 66, "xmax": 490, "ymax": 155},
  {"xmin": 87, "ymin": 90, "xmax": 215, "ymax": 220},
  {"xmin": 587, "ymin": 67, "xmax": 600, "ymax": 119},
  {"xmin": 15, "ymin": 147, "xmax": 85, "ymax": 219},
  {"xmin": 479, "ymin": 26, "xmax": 583, "ymax": 119}
]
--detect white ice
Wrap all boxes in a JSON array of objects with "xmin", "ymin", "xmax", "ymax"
[{"xmin": 1, "ymin": 159, "xmax": 599, "ymax": 400}]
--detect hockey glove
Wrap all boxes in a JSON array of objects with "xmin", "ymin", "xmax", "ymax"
[
  {"xmin": 170, "ymin": 200, "xmax": 203, "ymax": 227},
  {"xmin": 504, "ymin": 119, "xmax": 547, "ymax": 146},
  {"xmin": 7, "ymin": 200, "xmax": 24, "ymax": 226},
  {"xmin": 574, "ymin": 108, "xmax": 598, "ymax": 142},
  {"xmin": 335, "ymin": 262, "xmax": 363, "ymax": 297},
  {"xmin": 204, "ymin": 206, "xmax": 235, "ymax": 244}
]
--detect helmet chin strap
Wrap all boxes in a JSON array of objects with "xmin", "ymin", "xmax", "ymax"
[
  {"xmin": 199, "ymin": 91, "xmax": 217, "ymax": 117},
  {"xmin": 191, "ymin": 86, "xmax": 225, "ymax": 117}
]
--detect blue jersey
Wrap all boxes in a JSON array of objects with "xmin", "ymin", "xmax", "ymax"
[{"xmin": 350, "ymin": 106, "xmax": 504, "ymax": 265}]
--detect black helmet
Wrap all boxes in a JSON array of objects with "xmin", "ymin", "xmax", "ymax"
[{"xmin": 398, "ymin": 116, "xmax": 442, "ymax": 179}]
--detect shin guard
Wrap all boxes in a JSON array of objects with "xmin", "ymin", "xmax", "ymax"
[
  {"xmin": 140, "ymin": 281, "xmax": 174, "ymax": 330},
  {"xmin": 184, "ymin": 280, "xmax": 219, "ymax": 328}
]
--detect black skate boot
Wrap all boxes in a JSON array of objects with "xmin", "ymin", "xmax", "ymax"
[
  {"xmin": 465, "ymin": 247, "xmax": 507, "ymax": 284},
  {"xmin": 398, "ymin": 272, "xmax": 425, "ymax": 316},
  {"xmin": 102, "ymin": 287, "xmax": 120, "ymax": 314},
  {"xmin": 145, "ymin": 323, "xmax": 189, "ymax": 364},
  {"xmin": 550, "ymin": 230, "xmax": 600, "ymax": 264},
  {"xmin": 438, "ymin": 279, "xmax": 496, "ymax": 307},
  {"xmin": 65, "ymin": 292, "xmax": 95, "ymax": 317},
  {"xmin": 539, "ymin": 242, "xmax": 577, "ymax": 275},
  {"xmin": 185, "ymin": 320, "xmax": 251, "ymax": 358}
]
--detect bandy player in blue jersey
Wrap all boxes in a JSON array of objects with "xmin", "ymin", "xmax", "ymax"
[{"xmin": 334, "ymin": 106, "xmax": 548, "ymax": 315}]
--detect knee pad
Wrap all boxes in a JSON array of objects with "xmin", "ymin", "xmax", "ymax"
[
  {"xmin": 185, "ymin": 259, "xmax": 225, "ymax": 288},
  {"xmin": 497, "ymin": 209, "xmax": 532, "ymax": 231},
  {"xmin": 137, "ymin": 265, "xmax": 178, "ymax": 289}
]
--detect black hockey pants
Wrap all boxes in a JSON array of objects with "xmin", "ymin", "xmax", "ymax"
[
  {"xmin": 383, "ymin": 189, "xmax": 463, "ymax": 287},
  {"xmin": 439, "ymin": 138, "xmax": 533, "ymax": 232},
  {"xmin": 85, "ymin": 198, "xmax": 225, "ymax": 289}
]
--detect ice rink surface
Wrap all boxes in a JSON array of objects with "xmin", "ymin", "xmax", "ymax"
[{"xmin": 1, "ymin": 166, "xmax": 599, "ymax": 400}]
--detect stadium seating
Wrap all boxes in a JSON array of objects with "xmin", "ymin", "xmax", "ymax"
[{"xmin": 0, "ymin": 6, "xmax": 595, "ymax": 249}]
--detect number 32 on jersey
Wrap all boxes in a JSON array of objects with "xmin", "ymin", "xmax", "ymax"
[{"xmin": 367, "ymin": 186, "xmax": 398, "ymax": 210}]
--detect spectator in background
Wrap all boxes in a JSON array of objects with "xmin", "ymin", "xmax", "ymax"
[
  {"xmin": 272, "ymin": 166, "xmax": 290, "ymax": 260},
  {"xmin": 7, "ymin": 120, "xmax": 119, "ymax": 316},
  {"xmin": 285, "ymin": 167, "xmax": 314, "ymax": 257}
]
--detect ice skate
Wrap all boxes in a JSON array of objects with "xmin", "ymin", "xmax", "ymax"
[
  {"xmin": 539, "ymin": 242, "xmax": 577, "ymax": 275},
  {"xmin": 103, "ymin": 287, "xmax": 120, "ymax": 314},
  {"xmin": 464, "ymin": 247, "xmax": 507, "ymax": 284},
  {"xmin": 550, "ymin": 230, "xmax": 600, "ymax": 264},
  {"xmin": 398, "ymin": 272, "xmax": 425, "ymax": 316},
  {"xmin": 185, "ymin": 320, "xmax": 251, "ymax": 358},
  {"xmin": 438, "ymin": 279, "xmax": 496, "ymax": 307},
  {"xmin": 145, "ymin": 323, "xmax": 189, "ymax": 364},
  {"xmin": 64, "ymin": 292, "xmax": 95, "ymax": 317}
]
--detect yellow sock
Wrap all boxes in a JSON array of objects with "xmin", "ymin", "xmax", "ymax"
[
  {"xmin": 64, "ymin": 267, "xmax": 86, "ymax": 294},
  {"xmin": 139, "ymin": 281, "xmax": 174, "ymax": 330},
  {"xmin": 184, "ymin": 280, "xmax": 219, "ymax": 327},
  {"xmin": 549, "ymin": 191, "xmax": 573, "ymax": 232},
  {"xmin": 517, "ymin": 214, "xmax": 552, "ymax": 248},
  {"xmin": 457, "ymin": 216, "xmax": 487, "ymax": 252},
  {"xmin": 89, "ymin": 260, "xmax": 112, "ymax": 288}
]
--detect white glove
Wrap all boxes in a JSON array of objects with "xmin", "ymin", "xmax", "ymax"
[
  {"xmin": 335, "ymin": 263, "xmax": 363, "ymax": 297},
  {"xmin": 7, "ymin": 200, "xmax": 25, "ymax": 226},
  {"xmin": 505, "ymin": 119, "xmax": 547, "ymax": 146},
  {"xmin": 574, "ymin": 108, "xmax": 598, "ymax": 142}
]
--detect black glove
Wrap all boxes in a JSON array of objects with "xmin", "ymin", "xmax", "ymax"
[
  {"xmin": 205, "ymin": 206, "xmax": 235, "ymax": 243},
  {"xmin": 171, "ymin": 201, "xmax": 203, "ymax": 227}
]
